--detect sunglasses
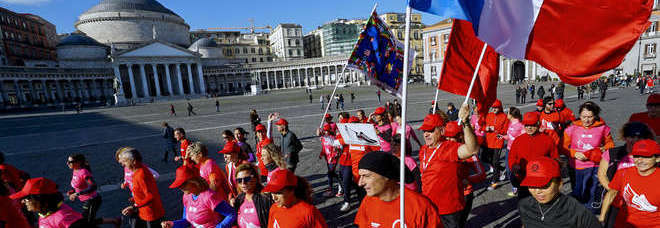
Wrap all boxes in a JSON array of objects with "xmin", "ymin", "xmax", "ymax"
[
  {"xmin": 236, "ymin": 176, "xmax": 254, "ymax": 184},
  {"xmin": 66, "ymin": 160, "xmax": 75, "ymax": 164}
]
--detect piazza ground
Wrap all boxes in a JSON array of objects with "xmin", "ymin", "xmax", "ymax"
[{"xmin": 0, "ymin": 82, "xmax": 647, "ymax": 227}]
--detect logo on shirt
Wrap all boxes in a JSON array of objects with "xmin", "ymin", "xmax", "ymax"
[
  {"xmin": 624, "ymin": 184, "xmax": 658, "ymax": 212},
  {"xmin": 370, "ymin": 222, "xmax": 381, "ymax": 227},
  {"xmin": 273, "ymin": 219, "xmax": 280, "ymax": 228}
]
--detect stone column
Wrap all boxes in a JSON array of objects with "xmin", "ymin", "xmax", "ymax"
[
  {"xmin": 525, "ymin": 60, "xmax": 530, "ymax": 81},
  {"xmin": 196, "ymin": 64, "xmax": 206, "ymax": 95},
  {"xmin": 139, "ymin": 64, "xmax": 149, "ymax": 97},
  {"xmin": 55, "ymin": 80, "xmax": 64, "ymax": 102},
  {"xmin": 75, "ymin": 80, "xmax": 84, "ymax": 99},
  {"xmin": 82, "ymin": 81, "xmax": 90, "ymax": 101},
  {"xmin": 28, "ymin": 80, "xmax": 36, "ymax": 103},
  {"xmin": 532, "ymin": 62, "xmax": 537, "ymax": 80},
  {"xmin": 266, "ymin": 71, "xmax": 271, "ymax": 90},
  {"xmin": 41, "ymin": 80, "xmax": 49, "ymax": 102},
  {"xmin": 150, "ymin": 64, "xmax": 161, "ymax": 97},
  {"xmin": 15, "ymin": 80, "xmax": 25, "ymax": 104},
  {"xmin": 176, "ymin": 64, "xmax": 184, "ymax": 95},
  {"xmin": 505, "ymin": 60, "xmax": 511, "ymax": 82},
  {"xmin": 90, "ymin": 80, "xmax": 97, "ymax": 99},
  {"xmin": 499, "ymin": 58, "xmax": 504, "ymax": 83},
  {"xmin": 0, "ymin": 80, "xmax": 5, "ymax": 105},
  {"xmin": 186, "ymin": 63, "xmax": 195, "ymax": 94},
  {"xmin": 127, "ymin": 64, "xmax": 138, "ymax": 98},
  {"xmin": 164, "ymin": 64, "xmax": 173, "ymax": 96}
]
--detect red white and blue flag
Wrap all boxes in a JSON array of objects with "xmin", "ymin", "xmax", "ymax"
[{"xmin": 410, "ymin": 0, "xmax": 653, "ymax": 86}]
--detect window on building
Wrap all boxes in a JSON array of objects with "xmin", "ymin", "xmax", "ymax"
[
  {"xmin": 235, "ymin": 48, "xmax": 240, "ymax": 54},
  {"xmin": 268, "ymin": 57, "xmax": 273, "ymax": 62},
  {"xmin": 260, "ymin": 58, "xmax": 264, "ymax": 62},
  {"xmin": 287, "ymin": 39, "xmax": 292, "ymax": 46},
  {"xmin": 289, "ymin": 49, "xmax": 293, "ymax": 56},
  {"xmin": 251, "ymin": 48, "xmax": 256, "ymax": 53},
  {"xmin": 243, "ymin": 47, "xmax": 248, "ymax": 53},
  {"xmin": 647, "ymin": 22, "xmax": 658, "ymax": 36},
  {"xmin": 442, "ymin": 34, "xmax": 449, "ymax": 44},
  {"xmin": 430, "ymin": 36, "xmax": 437, "ymax": 46},
  {"xmin": 645, "ymin": 43, "xmax": 657, "ymax": 58},
  {"xmin": 397, "ymin": 32, "xmax": 403, "ymax": 40},
  {"xmin": 252, "ymin": 58, "xmax": 257, "ymax": 62},
  {"xmin": 414, "ymin": 31, "xmax": 419, "ymax": 40},
  {"xmin": 297, "ymin": 49, "xmax": 301, "ymax": 56},
  {"xmin": 259, "ymin": 48, "xmax": 263, "ymax": 55},
  {"xmin": 295, "ymin": 39, "xmax": 300, "ymax": 46}
]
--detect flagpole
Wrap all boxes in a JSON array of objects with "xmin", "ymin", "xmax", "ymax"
[
  {"xmin": 399, "ymin": 4, "xmax": 413, "ymax": 227},
  {"xmin": 318, "ymin": 66, "xmax": 347, "ymax": 130},
  {"xmin": 432, "ymin": 70, "xmax": 441, "ymax": 114},
  {"xmin": 459, "ymin": 43, "xmax": 487, "ymax": 124}
]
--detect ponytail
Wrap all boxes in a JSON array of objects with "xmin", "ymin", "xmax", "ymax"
[{"xmin": 293, "ymin": 176, "xmax": 313, "ymax": 204}]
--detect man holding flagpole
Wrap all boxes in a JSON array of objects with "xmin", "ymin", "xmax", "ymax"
[{"xmin": 418, "ymin": 104, "xmax": 479, "ymax": 228}]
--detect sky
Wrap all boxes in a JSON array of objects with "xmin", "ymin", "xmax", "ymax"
[{"xmin": 0, "ymin": 0, "xmax": 441, "ymax": 34}]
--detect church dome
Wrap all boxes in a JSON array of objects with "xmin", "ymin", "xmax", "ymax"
[
  {"xmin": 82, "ymin": 0, "xmax": 178, "ymax": 16},
  {"xmin": 57, "ymin": 34, "xmax": 105, "ymax": 47}
]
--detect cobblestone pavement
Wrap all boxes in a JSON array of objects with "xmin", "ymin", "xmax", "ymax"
[{"xmin": 0, "ymin": 82, "xmax": 645, "ymax": 227}]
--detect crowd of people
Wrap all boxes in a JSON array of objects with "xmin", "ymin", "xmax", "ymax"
[{"xmin": 1, "ymin": 85, "xmax": 660, "ymax": 228}]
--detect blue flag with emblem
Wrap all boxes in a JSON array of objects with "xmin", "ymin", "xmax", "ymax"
[{"xmin": 347, "ymin": 10, "xmax": 415, "ymax": 98}]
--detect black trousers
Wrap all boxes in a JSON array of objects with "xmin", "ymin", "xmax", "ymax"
[
  {"xmin": 81, "ymin": 195, "xmax": 102, "ymax": 223},
  {"xmin": 441, "ymin": 211, "xmax": 462, "ymax": 228},
  {"xmin": 459, "ymin": 193, "xmax": 474, "ymax": 228},
  {"xmin": 128, "ymin": 215, "xmax": 162, "ymax": 228}
]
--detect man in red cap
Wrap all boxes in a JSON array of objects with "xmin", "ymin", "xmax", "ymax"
[
  {"xmin": 254, "ymin": 124, "xmax": 272, "ymax": 180},
  {"xmin": 629, "ymin": 93, "xmax": 660, "ymax": 138},
  {"xmin": 322, "ymin": 113, "xmax": 338, "ymax": 136},
  {"xmin": 508, "ymin": 112, "xmax": 559, "ymax": 198},
  {"xmin": 536, "ymin": 99, "xmax": 544, "ymax": 112},
  {"xmin": 174, "ymin": 128, "xmax": 192, "ymax": 166},
  {"xmin": 270, "ymin": 116, "xmax": 303, "ymax": 173},
  {"xmin": 518, "ymin": 157, "xmax": 600, "ymax": 228},
  {"xmin": 484, "ymin": 99, "xmax": 509, "ymax": 190},
  {"xmin": 539, "ymin": 97, "xmax": 563, "ymax": 133},
  {"xmin": 600, "ymin": 139, "xmax": 660, "ymax": 227},
  {"xmin": 418, "ymin": 103, "xmax": 479, "ymax": 228},
  {"xmin": 554, "ymin": 99, "xmax": 575, "ymax": 127}
]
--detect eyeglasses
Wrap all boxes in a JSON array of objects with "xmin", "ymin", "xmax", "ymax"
[
  {"xmin": 66, "ymin": 160, "xmax": 75, "ymax": 164},
  {"xmin": 236, "ymin": 176, "xmax": 253, "ymax": 184}
]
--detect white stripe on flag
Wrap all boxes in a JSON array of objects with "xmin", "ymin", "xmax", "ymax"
[{"xmin": 476, "ymin": 0, "xmax": 544, "ymax": 59}]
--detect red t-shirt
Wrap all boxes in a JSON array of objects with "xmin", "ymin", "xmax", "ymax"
[
  {"xmin": 267, "ymin": 201, "xmax": 327, "ymax": 228},
  {"xmin": 0, "ymin": 196, "xmax": 30, "ymax": 228},
  {"xmin": 0, "ymin": 163, "xmax": 26, "ymax": 190},
  {"xmin": 485, "ymin": 112, "xmax": 509, "ymax": 149},
  {"xmin": 559, "ymin": 108, "xmax": 576, "ymax": 123},
  {"xmin": 540, "ymin": 111, "xmax": 562, "ymax": 131},
  {"xmin": 355, "ymin": 188, "xmax": 444, "ymax": 228},
  {"xmin": 419, "ymin": 141, "xmax": 464, "ymax": 214},
  {"xmin": 256, "ymin": 138, "xmax": 272, "ymax": 176},
  {"xmin": 629, "ymin": 112, "xmax": 660, "ymax": 137},
  {"xmin": 336, "ymin": 135, "xmax": 352, "ymax": 166},
  {"xmin": 130, "ymin": 164, "xmax": 165, "ymax": 222},
  {"xmin": 348, "ymin": 144, "xmax": 379, "ymax": 183},
  {"xmin": 609, "ymin": 167, "xmax": 660, "ymax": 228},
  {"xmin": 507, "ymin": 133, "xmax": 559, "ymax": 173}
]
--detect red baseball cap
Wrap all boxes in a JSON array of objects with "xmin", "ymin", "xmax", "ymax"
[
  {"xmin": 275, "ymin": 118, "xmax": 288, "ymax": 126},
  {"xmin": 263, "ymin": 169, "xmax": 298, "ymax": 193},
  {"xmin": 255, "ymin": 124, "xmax": 266, "ymax": 132},
  {"xmin": 169, "ymin": 166, "xmax": 199, "ymax": 188},
  {"xmin": 419, "ymin": 114, "xmax": 445, "ymax": 131},
  {"xmin": 374, "ymin": 107, "xmax": 386, "ymax": 115},
  {"xmin": 443, "ymin": 121, "xmax": 461, "ymax": 137},
  {"xmin": 324, "ymin": 114, "xmax": 333, "ymax": 119},
  {"xmin": 536, "ymin": 99, "xmax": 544, "ymax": 107},
  {"xmin": 322, "ymin": 124, "xmax": 332, "ymax": 132},
  {"xmin": 10, "ymin": 177, "xmax": 59, "ymax": 199},
  {"xmin": 348, "ymin": 116, "xmax": 360, "ymax": 123},
  {"xmin": 522, "ymin": 112, "xmax": 540, "ymax": 126},
  {"xmin": 648, "ymin": 93, "xmax": 660, "ymax": 105},
  {"xmin": 520, "ymin": 157, "xmax": 561, "ymax": 188},
  {"xmin": 555, "ymin": 99, "xmax": 565, "ymax": 108},
  {"xmin": 632, "ymin": 139, "xmax": 660, "ymax": 157},
  {"xmin": 218, "ymin": 140, "xmax": 239, "ymax": 154},
  {"xmin": 491, "ymin": 99, "xmax": 502, "ymax": 108}
]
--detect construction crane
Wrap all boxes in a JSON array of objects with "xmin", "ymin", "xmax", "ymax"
[{"xmin": 205, "ymin": 18, "xmax": 272, "ymax": 33}]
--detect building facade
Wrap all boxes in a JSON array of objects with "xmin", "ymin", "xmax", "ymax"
[
  {"xmin": 190, "ymin": 31, "xmax": 274, "ymax": 64},
  {"xmin": 270, "ymin": 24, "xmax": 304, "ymax": 61},
  {"xmin": 607, "ymin": 7, "xmax": 660, "ymax": 77},
  {"xmin": 303, "ymin": 29, "xmax": 323, "ymax": 58},
  {"xmin": 379, "ymin": 12, "xmax": 424, "ymax": 78},
  {"xmin": 0, "ymin": 7, "xmax": 57, "ymax": 67},
  {"xmin": 304, "ymin": 19, "xmax": 363, "ymax": 58}
]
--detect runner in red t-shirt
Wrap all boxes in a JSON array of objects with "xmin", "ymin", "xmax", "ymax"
[
  {"xmin": 418, "ymin": 103, "xmax": 479, "ymax": 227},
  {"xmin": 264, "ymin": 169, "xmax": 327, "ymax": 228},
  {"xmin": 254, "ymin": 124, "xmax": 272, "ymax": 180},
  {"xmin": 629, "ymin": 93, "xmax": 660, "ymax": 138},
  {"xmin": 355, "ymin": 152, "xmax": 443, "ymax": 228},
  {"xmin": 174, "ymin": 128, "xmax": 193, "ymax": 166},
  {"xmin": 483, "ymin": 100, "xmax": 509, "ymax": 190},
  {"xmin": 600, "ymin": 139, "xmax": 660, "ymax": 227}
]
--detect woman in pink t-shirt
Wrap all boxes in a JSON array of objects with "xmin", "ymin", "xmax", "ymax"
[
  {"xmin": 260, "ymin": 143, "xmax": 287, "ymax": 183},
  {"xmin": 10, "ymin": 177, "xmax": 88, "ymax": 228},
  {"xmin": 188, "ymin": 141, "xmax": 232, "ymax": 201},
  {"xmin": 163, "ymin": 166, "xmax": 236, "ymax": 228},
  {"xmin": 66, "ymin": 154, "xmax": 100, "ymax": 222},
  {"xmin": 230, "ymin": 163, "xmax": 274, "ymax": 228}
]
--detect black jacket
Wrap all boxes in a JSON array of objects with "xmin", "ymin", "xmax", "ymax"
[
  {"xmin": 234, "ymin": 192, "xmax": 273, "ymax": 228},
  {"xmin": 518, "ymin": 194, "xmax": 601, "ymax": 228}
]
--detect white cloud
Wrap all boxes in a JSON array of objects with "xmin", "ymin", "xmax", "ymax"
[{"xmin": 0, "ymin": 0, "xmax": 51, "ymax": 5}]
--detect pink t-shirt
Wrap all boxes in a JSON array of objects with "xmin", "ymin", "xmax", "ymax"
[
  {"xmin": 470, "ymin": 115, "xmax": 485, "ymax": 137},
  {"xmin": 199, "ymin": 159, "xmax": 221, "ymax": 183},
  {"xmin": 404, "ymin": 156, "xmax": 419, "ymax": 192},
  {"xmin": 237, "ymin": 199, "xmax": 261, "ymax": 228},
  {"xmin": 39, "ymin": 204, "xmax": 82, "ymax": 228},
  {"xmin": 505, "ymin": 120, "xmax": 525, "ymax": 150},
  {"xmin": 124, "ymin": 167, "xmax": 134, "ymax": 189},
  {"xmin": 375, "ymin": 123, "xmax": 393, "ymax": 153},
  {"xmin": 602, "ymin": 151, "xmax": 635, "ymax": 170},
  {"xmin": 183, "ymin": 190, "xmax": 223, "ymax": 228},
  {"xmin": 71, "ymin": 169, "xmax": 97, "ymax": 202}
]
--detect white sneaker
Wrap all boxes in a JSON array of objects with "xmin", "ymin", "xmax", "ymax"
[
  {"xmin": 499, "ymin": 172, "xmax": 507, "ymax": 181},
  {"xmin": 340, "ymin": 202, "xmax": 350, "ymax": 212},
  {"xmin": 487, "ymin": 166, "xmax": 494, "ymax": 174}
]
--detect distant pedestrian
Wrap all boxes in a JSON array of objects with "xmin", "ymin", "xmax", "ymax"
[
  {"xmin": 169, "ymin": 104, "xmax": 176, "ymax": 117},
  {"xmin": 250, "ymin": 109, "xmax": 261, "ymax": 145},
  {"xmin": 530, "ymin": 84, "xmax": 536, "ymax": 99},
  {"xmin": 339, "ymin": 94, "xmax": 345, "ymax": 110},
  {"xmin": 446, "ymin": 103, "xmax": 459, "ymax": 121},
  {"xmin": 319, "ymin": 95, "xmax": 325, "ymax": 111},
  {"xmin": 215, "ymin": 100, "xmax": 220, "ymax": 112},
  {"xmin": 187, "ymin": 102, "xmax": 197, "ymax": 116},
  {"xmin": 161, "ymin": 122, "xmax": 177, "ymax": 162},
  {"xmin": 350, "ymin": 92, "xmax": 355, "ymax": 103},
  {"xmin": 377, "ymin": 90, "xmax": 381, "ymax": 104},
  {"xmin": 600, "ymin": 79, "xmax": 609, "ymax": 101},
  {"xmin": 308, "ymin": 93, "xmax": 313, "ymax": 103},
  {"xmin": 521, "ymin": 86, "xmax": 527, "ymax": 103},
  {"xmin": 537, "ymin": 86, "xmax": 545, "ymax": 99},
  {"xmin": 516, "ymin": 86, "xmax": 522, "ymax": 104}
]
